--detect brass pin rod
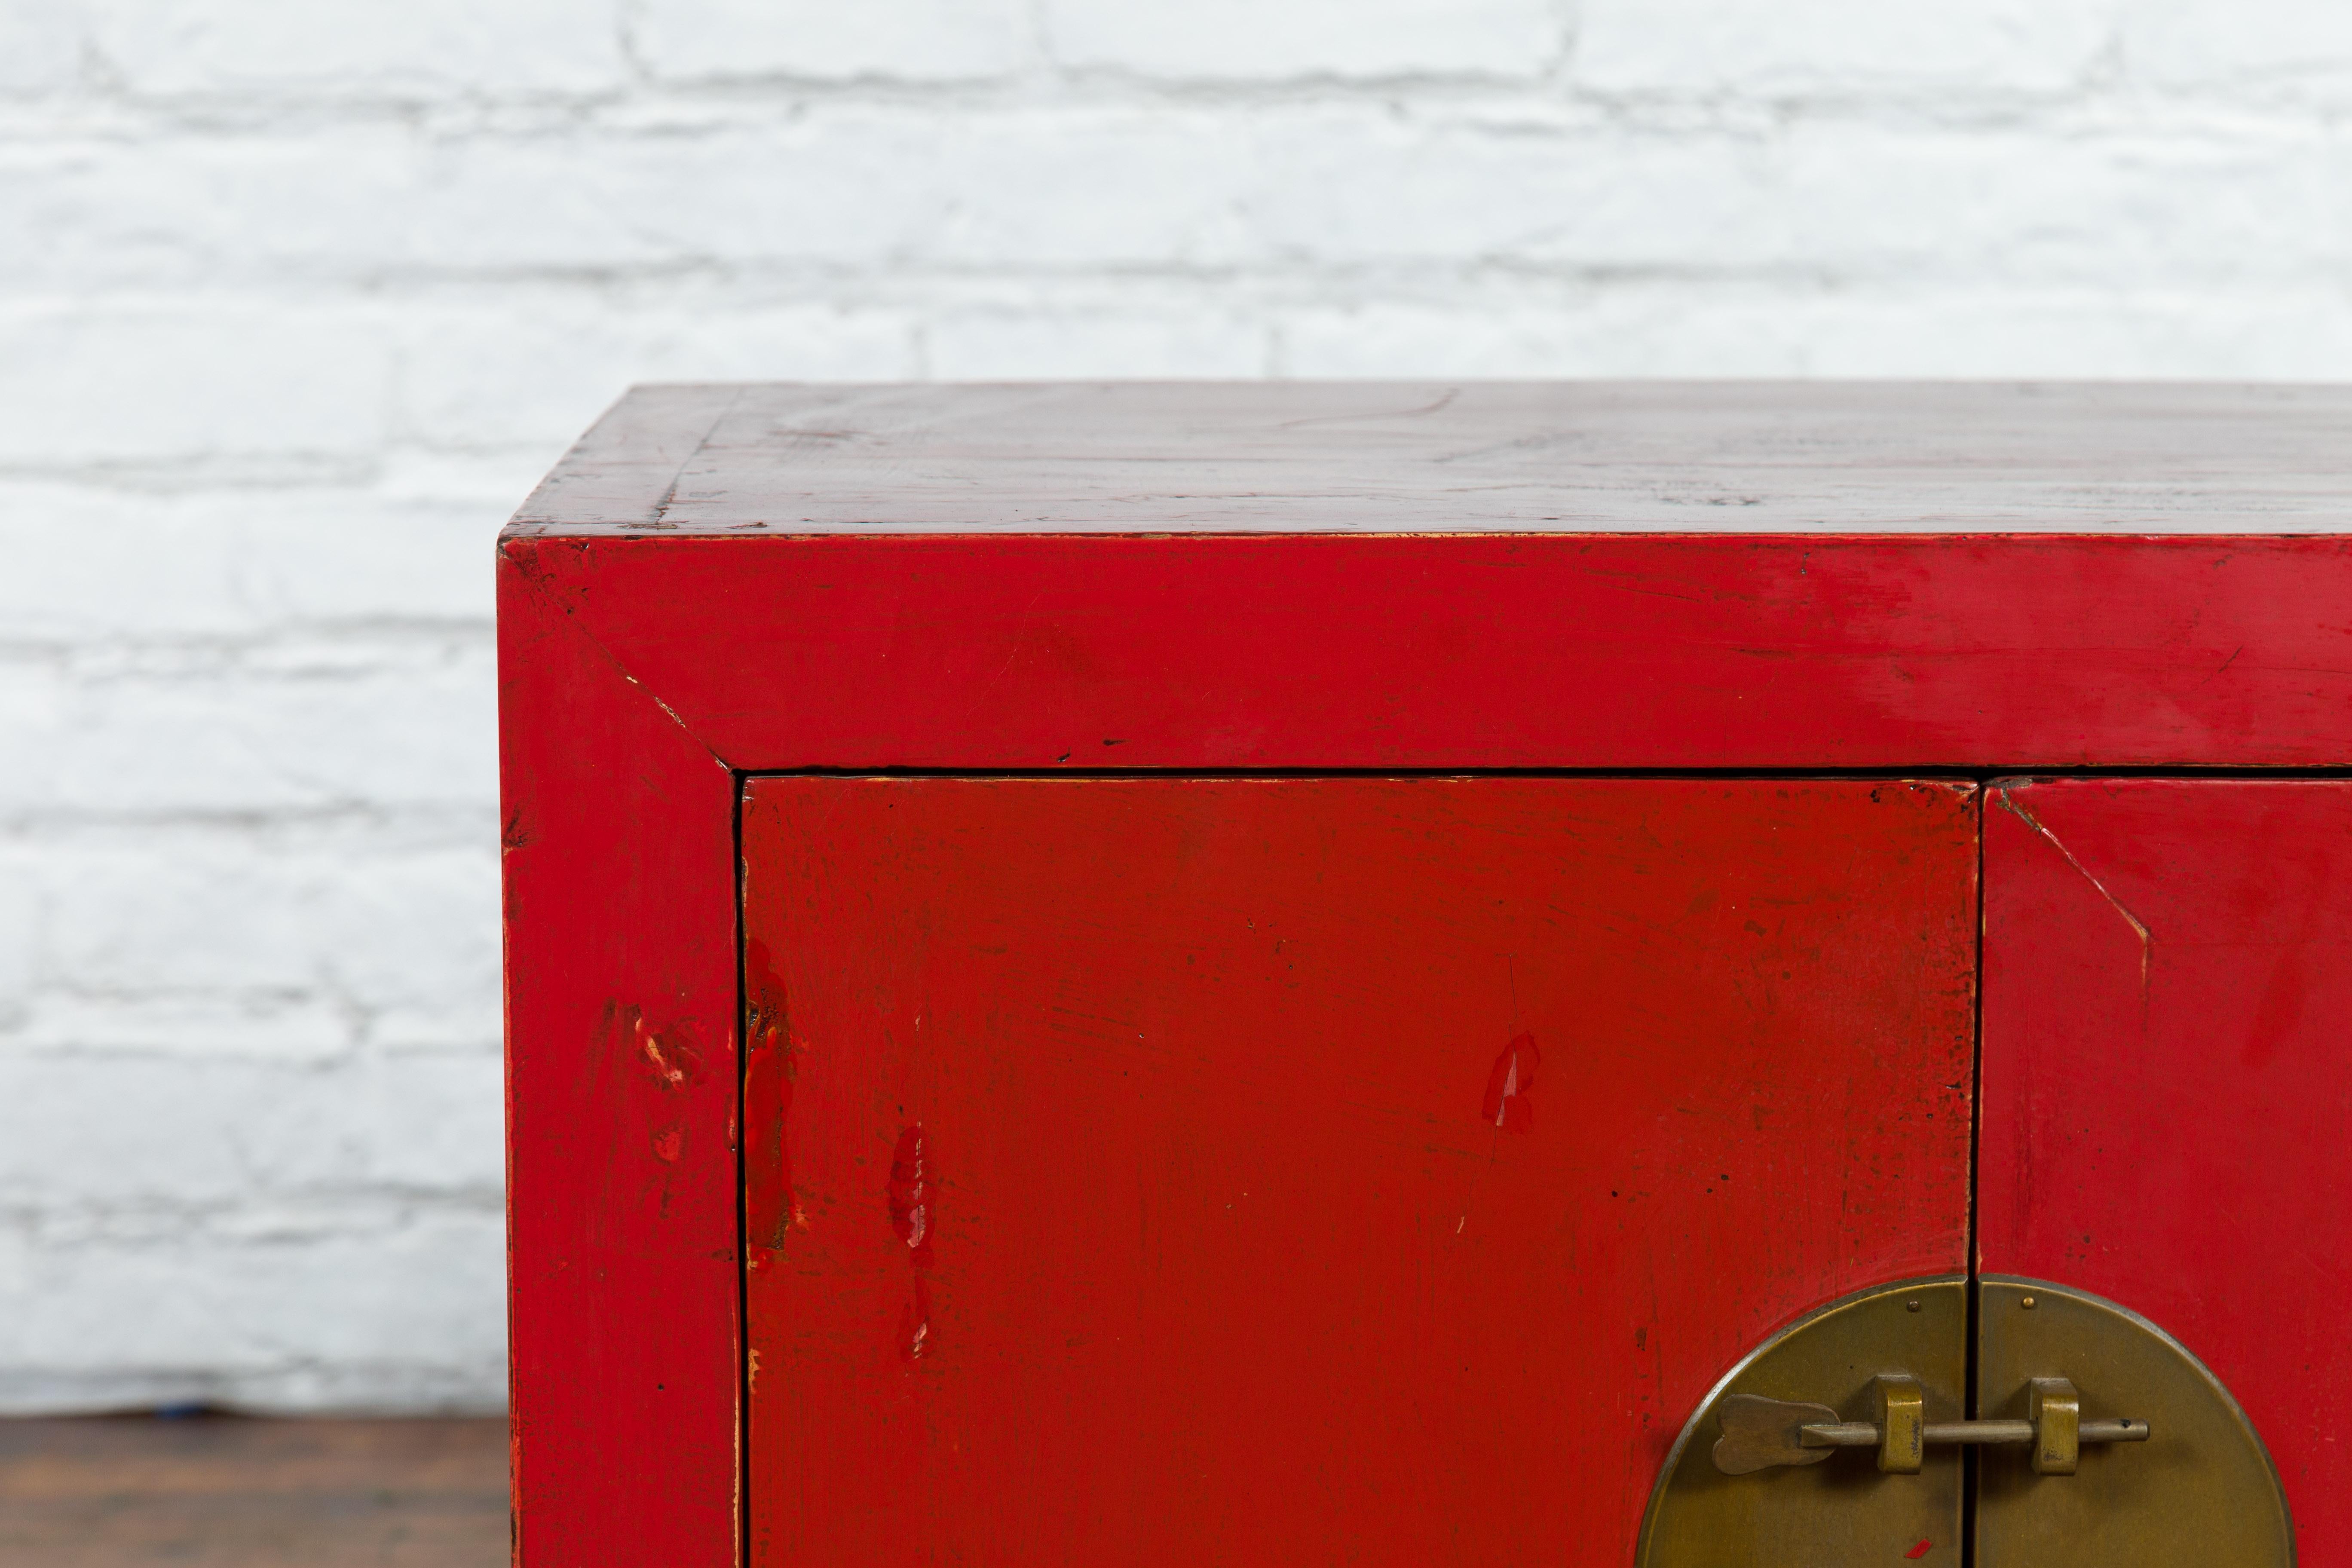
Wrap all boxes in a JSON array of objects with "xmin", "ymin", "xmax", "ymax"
[
  {"xmin": 1795, "ymin": 1423, "xmax": 1879, "ymax": 1448},
  {"xmin": 2081, "ymin": 1419, "xmax": 2150, "ymax": 1444},
  {"xmin": 1922, "ymin": 1421, "xmax": 2034, "ymax": 1445},
  {"xmin": 1801, "ymin": 1417, "xmax": 2149, "ymax": 1450}
]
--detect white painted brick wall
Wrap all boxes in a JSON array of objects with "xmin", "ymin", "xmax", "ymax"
[{"xmin": 2, "ymin": 0, "xmax": 2349, "ymax": 1414}]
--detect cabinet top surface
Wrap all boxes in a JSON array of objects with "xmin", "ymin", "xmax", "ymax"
[{"xmin": 508, "ymin": 380, "xmax": 2352, "ymax": 536}]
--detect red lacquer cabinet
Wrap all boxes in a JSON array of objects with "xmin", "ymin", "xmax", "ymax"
[{"xmin": 500, "ymin": 383, "xmax": 2352, "ymax": 1568}]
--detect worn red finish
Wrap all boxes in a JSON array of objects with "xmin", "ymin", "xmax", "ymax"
[
  {"xmin": 498, "ymin": 567, "xmax": 740, "ymax": 1567},
  {"xmin": 1981, "ymin": 781, "xmax": 2352, "ymax": 1559},
  {"xmin": 511, "ymin": 533, "xmax": 2352, "ymax": 772},
  {"xmin": 739, "ymin": 777, "xmax": 1977, "ymax": 1567},
  {"xmin": 501, "ymin": 383, "xmax": 2352, "ymax": 1568}
]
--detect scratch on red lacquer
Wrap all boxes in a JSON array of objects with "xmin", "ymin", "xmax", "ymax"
[
  {"xmin": 890, "ymin": 1125, "xmax": 934, "ymax": 1359},
  {"xmin": 1482, "ymin": 1032, "xmax": 1540, "ymax": 1133}
]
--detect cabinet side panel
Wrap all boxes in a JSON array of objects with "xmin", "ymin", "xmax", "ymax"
[
  {"xmin": 500, "ymin": 541, "xmax": 740, "ymax": 1567},
  {"xmin": 742, "ymin": 776, "xmax": 1978, "ymax": 1567},
  {"xmin": 1982, "ymin": 780, "xmax": 2352, "ymax": 1559}
]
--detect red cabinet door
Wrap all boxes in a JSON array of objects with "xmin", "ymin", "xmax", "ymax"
[
  {"xmin": 741, "ymin": 777, "xmax": 1978, "ymax": 1566},
  {"xmin": 1983, "ymin": 780, "xmax": 2352, "ymax": 1561}
]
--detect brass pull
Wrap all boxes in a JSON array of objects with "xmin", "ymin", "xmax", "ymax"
[{"xmin": 1714, "ymin": 1375, "xmax": 2150, "ymax": 1476}]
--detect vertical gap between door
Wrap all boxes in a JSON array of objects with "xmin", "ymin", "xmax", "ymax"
[
  {"xmin": 733, "ymin": 773, "xmax": 752, "ymax": 1568},
  {"xmin": 1961, "ymin": 782, "xmax": 1988, "ymax": 1568}
]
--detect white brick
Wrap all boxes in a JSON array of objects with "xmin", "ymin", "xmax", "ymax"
[
  {"xmin": 2122, "ymin": 0, "xmax": 2352, "ymax": 98},
  {"xmin": 0, "ymin": 126, "xmax": 690, "ymax": 289},
  {"xmin": 1778, "ymin": 124, "xmax": 2352, "ymax": 286},
  {"xmin": 1786, "ymin": 288, "xmax": 2352, "ymax": 378},
  {"xmin": 1, "ymin": 112, "xmax": 1263, "ymax": 284},
  {"xmin": 8, "ymin": 992, "xmax": 355, "ymax": 1062},
  {"xmin": 0, "ymin": 641, "xmax": 496, "ymax": 816},
  {"xmin": 0, "ymin": 1054, "xmax": 500, "ymax": 1207},
  {"xmin": 43, "ymin": 845, "xmax": 337, "ymax": 992},
  {"xmin": 0, "ymin": 662, "xmax": 70, "ymax": 810},
  {"xmin": 0, "ymin": 484, "xmax": 251, "ymax": 640},
  {"xmin": 0, "ymin": 305, "xmax": 390, "ymax": 467},
  {"xmin": 420, "ymin": 111, "xmax": 1246, "ymax": 275},
  {"xmin": 936, "ymin": 112, "xmax": 1256, "ymax": 266},
  {"xmin": 1280, "ymin": 285, "xmax": 2352, "ymax": 380},
  {"xmin": 348, "ymin": 1055, "xmax": 504, "ymax": 1189},
  {"xmin": 232, "ymin": 492, "xmax": 505, "ymax": 625},
  {"xmin": 3, "ymin": 125, "xmax": 876, "ymax": 287},
  {"xmin": 1576, "ymin": 0, "xmax": 2121, "ymax": 95},
  {"xmin": 85, "ymin": 0, "xmax": 627, "ymax": 98},
  {"xmin": 1248, "ymin": 113, "xmax": 2352, "ymax": 284},
  {"xmin": 398, "ymin": 301, "xmax": 916, "ymax": 449},
  {"xmin": 239, "ymin": 1055, "xmax": 506, "ymax": 1194},
  {"xmin": 38, "ymin": 110, "xmax": 2344, "ymax": 297},
  {"xmin": 342, "ymin": 108, "xmax": 1262, "ymax": 273},
  {"xmin": 0, "ymin": 867, "xmax": 31, "ymax": 1022},
  {"xmin": 416, "ymin": 118, "xmax": 951, "ymax": 272},
  {"xmin": 637, "ymin": 0, "xmax": 1034, "ymax": 81},
  {"xmin": 1247, "ymin": 110, "xmax": 1780, "ymax": 268},
  {"xmin": 1280, "ymin": 294, "xmax": 1807, "ymax": 378},
  {"xmin": 929, "ymin": 307, "xmax": 1267, "ymax": 378},
  {"xmin": 0, "ymin": 1207, "xmax": 505, "ymax": 1414},
  {"xmin": 1046, "ymin": 0, "xmax": 1561, "ymax": 80},
  {"xmin": 0, "ymin": 480, "xmax": 502, "ymax": 640},
  {"xmin": 0, "ymin": 131, "xmax": 423, "ymax": 294},
  {"xmin": 37, "ymin": 835, "xmax": 497, "ymax": 1032},
  {"xmin": 314, "ymin": 848, "xmax": 502, "ymax": 1048},
  {"xmin": 398, "ymin": 135, "xmax": 695, "ymax": 272},
  {"xmin": 0, "ymin": 2, "xmax": 83, "ymax": 95}
]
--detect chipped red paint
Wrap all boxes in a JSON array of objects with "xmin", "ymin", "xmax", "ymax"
[
  {"xmin": 1907, "ymin": 1539, "xmax": 1935, "ymax": 1559},
  {"xmin": 900, "ymin": 1277, "xmax": 933, "ymax": 1365},
  {"xmin": 888, "ymin": 1128, "xmax": 937, "ymax": 1362},
  {"xmin": 743, "ymin": 937, "xmax": 796, "ymax": 1267},
  {"xmin": 886, "ymin": 1126, "xmax": 933, "ymax": 1266},
  {"xmin": 739, "ymin": 777, "xmax": 1977, "ymax": 1567},
  {"xmin": 1481, "ymin": 1032, "xmax": 1541, "ymax": 1133}
]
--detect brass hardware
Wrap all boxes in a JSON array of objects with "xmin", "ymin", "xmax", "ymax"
[
  {"xmin": 1636, "ymin": 1279, "xmax": 1966, "ymax": 1568},
  {"xmin": 1718, "ymin": 1375, "xmax": 2147, "ymax": 1476},
  {"xmin": 1642, "ymin": 1277, "xmax": 2291, "ymax": 1567},
  {"xmin": 1709, "ymin": 1394, "xmax": 1840, "ymax": 1476},
  {"xmin": 1875, "ymin": 1372, "xmax": 1926, "ymax": 1473},
  {"xmin": 1975, "ymin": 1278, "xmax": 2293, "ymax": 1568},
  {"xmin": 2029, "ymin": 1376, "xmax": 2079, "ymax": 1474}
]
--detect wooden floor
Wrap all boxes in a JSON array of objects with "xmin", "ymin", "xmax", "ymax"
[{"xmin": 0, "ymin": 1416, "xmax": 508, "ymax": 1567}]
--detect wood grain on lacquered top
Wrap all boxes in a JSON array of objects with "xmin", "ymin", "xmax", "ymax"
[{"xmin": 510, "ymin": 380, "xmax": 2352, "ymax": 536}]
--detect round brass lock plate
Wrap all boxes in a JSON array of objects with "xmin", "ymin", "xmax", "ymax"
[
  {"xmin": 1637, "ymin": 1277, "xmax": 2292, "ymax": 1567},
  {"xmin": 1635, "ymin": 1279, "xmax": 1968, "ymax": 1567},
  {"xmin": 1974, "ymin": 1277, "xmax": 2291, "ymax": 1568}
]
